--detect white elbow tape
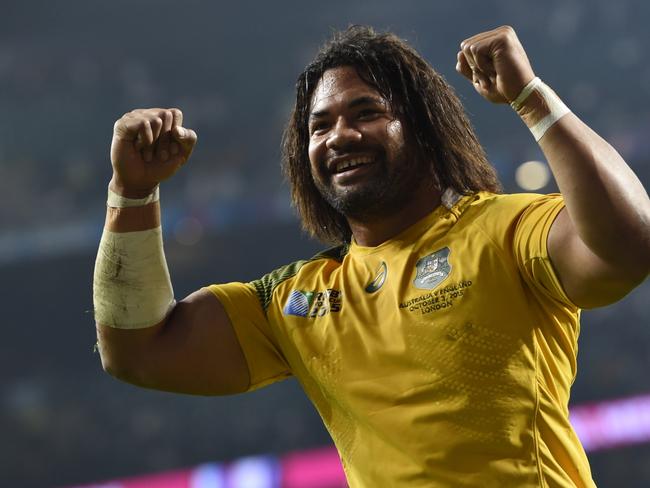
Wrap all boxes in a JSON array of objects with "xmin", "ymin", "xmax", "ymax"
[
  {"xmin": 93, "ymin": 226, "xmax": 175, "ymax": 329},
  {"xmin": 511, "ymin": 77, "xmax": 571, "ymax": 142}
]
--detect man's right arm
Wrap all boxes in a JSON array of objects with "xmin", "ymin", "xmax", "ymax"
[{"xmin": 94, "ymin": 108, "xmax": 250, "ymax": 395}]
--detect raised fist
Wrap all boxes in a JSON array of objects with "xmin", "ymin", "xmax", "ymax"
[
  {"xmin": 456, "ymin": 26, "xmax": 536, "ymax": 104},
  {"xmin": 110, "ymin": 108, "xmax": 198, "ymax": 197}
]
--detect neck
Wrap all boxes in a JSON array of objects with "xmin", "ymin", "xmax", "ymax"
[{"xmin": 348, "ymin": 186, "xmax": 443, "ymax": 247}]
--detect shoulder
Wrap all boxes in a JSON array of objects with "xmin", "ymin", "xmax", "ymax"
[
  {"xmin": 453, "ymin": 192, "xmax": 564, "ymax": 256},
  {"xmin": 468, "ymin": 191, "xmax": 556, "ymax": 213},
  {"xmin": 250, "ymin": 243, "xmax": 349, "ymax": 311},
  {"xmin": 465, "ymin": 191, "xmax": 562, "ymax": 228}
]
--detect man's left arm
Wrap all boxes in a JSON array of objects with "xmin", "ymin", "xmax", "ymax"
[{"xmin": 457, "ymin": 26, "xmax": 650, "ymax": 308}]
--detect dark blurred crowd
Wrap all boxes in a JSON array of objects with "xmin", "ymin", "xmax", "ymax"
[{"xmin": 1, "ymin": 0, "xmax": 649, "ymax": 238}]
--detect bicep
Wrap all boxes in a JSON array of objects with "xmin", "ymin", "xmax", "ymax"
[
  {"xmin": 97, "ymin": 288, "xmax": 250, "ymax": 395},
  {"xmin": 548, "ymin": 208, "xmax": 645, "ymax": 308}
]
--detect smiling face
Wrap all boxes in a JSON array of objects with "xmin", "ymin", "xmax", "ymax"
[{"xmin": 307, "ymin": 66, "xmax": 426, "ymax": 220}]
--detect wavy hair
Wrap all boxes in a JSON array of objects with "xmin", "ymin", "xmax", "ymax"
[{"xmin": 282, "ymin": 25, "xmax": 501, "ymax": 244}]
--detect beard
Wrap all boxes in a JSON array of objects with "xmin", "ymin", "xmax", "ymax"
[{"xmin": 313, "ymin": 152, "xmax": 430, "ymax": 221}]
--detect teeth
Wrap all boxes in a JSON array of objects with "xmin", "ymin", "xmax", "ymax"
[{"xmin": 335, "ymin": 157, "xmax": 373, "ymax": 172}]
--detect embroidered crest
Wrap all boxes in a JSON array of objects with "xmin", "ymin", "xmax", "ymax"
[{"xmin": 413, "ymin": 247, "xmax": 451, "ymax": 290}]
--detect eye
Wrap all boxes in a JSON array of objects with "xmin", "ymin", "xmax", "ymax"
[
  {"xmin": 357, "ymin": 108, "xmax": 382, "ymax": 120},
  {"xmin": 310, "ymin": 122, "xmax": 330, "ymax": 135}
]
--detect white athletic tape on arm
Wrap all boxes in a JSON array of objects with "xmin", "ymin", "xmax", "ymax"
[
  {"xmin": 93, "ymin": 226, "xmax": 175, "ymax": 329},
  {"xmin": 511, "ymin": 77, "xmax": 571, "ymax": 141},
  {"xmin": 510, "ymin": 77, "xmax": 542, "ymax": 111},
  {"xmin": 107, "ymin": 186, "xmax": 159, "ymax": 208}
]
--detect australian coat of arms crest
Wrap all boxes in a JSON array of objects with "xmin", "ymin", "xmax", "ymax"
[{"xmin": 413, "ymin": 247, "xmax": 452, "ymax": 290}]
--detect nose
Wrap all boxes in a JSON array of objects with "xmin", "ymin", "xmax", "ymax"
[{"xmin": 326, "ymin": 117, "xmax": 362, "ymax": 151}]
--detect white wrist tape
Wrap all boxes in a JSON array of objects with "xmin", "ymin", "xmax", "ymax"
[
  {"xmin": 107, "ymin": 186, "xmax": 159, "ymax": 208},
  {"xmin": 511, "ymin": 77, "xmax": 571, "ymax": 142},
  {"xmin": 510, "ymin": 77, "xmax": 542, "ymax": 111},
  {"xmin": 93, "ymin": 226, "xmax": 175, "ymax": 329}
]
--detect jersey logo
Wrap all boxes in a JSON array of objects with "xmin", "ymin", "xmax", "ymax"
[
  {"xmin": 413, "ymin": 247, "xmax": 451, "ymax": 290},
  {"xmin": 365, "ymin": 261, "xmax": 387, "ymax": 293},
  {"xmin": 283, "ymin": 289, "xmax": 342, "ymax": 318},
  {"xmin": 283, "ymin": 290, "xmax": 314, "ymax": 317}
]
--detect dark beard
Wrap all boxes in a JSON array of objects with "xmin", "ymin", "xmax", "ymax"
[{"xmin": 314, "ymin": 157, "xmax": 429, "ymax": 221}]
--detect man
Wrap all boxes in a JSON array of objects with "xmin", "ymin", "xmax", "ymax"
[{"xmin": 94, "ymin": 26, "xmax": 649, "ymax": 487}]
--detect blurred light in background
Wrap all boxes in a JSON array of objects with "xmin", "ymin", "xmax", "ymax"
[
  {"xmin": 65, "ymin": 449, "xmax": 342, "ymax": 488},
  {"xmin": 174, "ymin": 216, "xmax": 205, "ymax": 246},
  {"xmin": 571, "ymin": 394, "xmax": 650, "ymax": 452},
  {"xmin": 515, "ymin": 160, "xmax": 551, "ymax": 191},
  {"xmin": 226, "ymin": 456, "xmax": 279, "ymax": 488}
]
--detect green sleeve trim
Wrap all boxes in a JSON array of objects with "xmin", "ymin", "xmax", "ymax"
[
  {"xmin": 250, "ymin": 243, "xmax": 349, "ymax": 311},
  {"xmin": 313, "ymin": 242, "xmax": 350, "ymax": 261}
]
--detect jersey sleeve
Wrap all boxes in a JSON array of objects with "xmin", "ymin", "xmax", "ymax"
[
  {"xmin": 512, "ymin": 194, "xmax": 577, "ymax": 309},
  {"xmin": 205, "ymin": 282, "xmax": 291, "ymax": 391}
]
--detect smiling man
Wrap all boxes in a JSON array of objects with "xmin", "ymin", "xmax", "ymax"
[
  {"xmin": 307, "ymin": 66, "xmax": 442, "ymax": 248},
  {"xmin": 94, "ymin": 26, "xmax": 649, "ymax": 487},
  {"xmin": 308, "ymin": 68, "xmax": 425, "ymax": 223}
]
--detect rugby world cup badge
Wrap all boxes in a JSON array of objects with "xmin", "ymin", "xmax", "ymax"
[
  {"xmin": 413, "ymin": 247, "xmax": 451, "ymax": 290},
  {"xmin": 283, "ymin": 290, "xmax": 314, "ymax": 317}
]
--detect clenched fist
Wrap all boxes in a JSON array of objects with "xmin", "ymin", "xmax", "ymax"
[
  {"xmin": 110, "ymin": 108, "xmax": 197, "ymax": 197},
  {"xmin": 456, "ymin": 26, "xmax": 536, "ymax": 104}
]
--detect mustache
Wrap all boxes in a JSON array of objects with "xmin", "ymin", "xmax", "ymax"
[{"xmin": 322, "ymin": 147, "xmax": 385, "ymax": 172}]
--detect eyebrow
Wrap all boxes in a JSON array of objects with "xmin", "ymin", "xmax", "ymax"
[{"xmin": 309, "ymin": 95, "xmax": 386, "ymax": 120}]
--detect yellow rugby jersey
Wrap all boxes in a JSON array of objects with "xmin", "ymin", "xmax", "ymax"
[{"xmin": 207, "ymin": 192, "xmax": 595, "ymax": 488}]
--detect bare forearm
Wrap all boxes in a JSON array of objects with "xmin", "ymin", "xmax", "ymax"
[
  {"xmin": 519, "ymin": 96, "xmax": 650, "ymax": 273},
  {"xmin": 457, "ymin": 27, "xmax": 649, "ymax": 304},
  {"xmin": 104, "ymin": 200, "xmax": 160, "ymax": 232},
  {"xmin": 93, "ymin": 108, "xmax": 248, "ymax": 394}
]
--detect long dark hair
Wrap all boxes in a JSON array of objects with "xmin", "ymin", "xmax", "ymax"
[{"xmin": 282, "ymin": 25, "xmax": 501, "ymax": 244}]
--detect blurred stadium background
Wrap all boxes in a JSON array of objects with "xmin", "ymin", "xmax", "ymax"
[{"xmin": 1, "ymin": 0, "xmax": 649, "ymax": 486}]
